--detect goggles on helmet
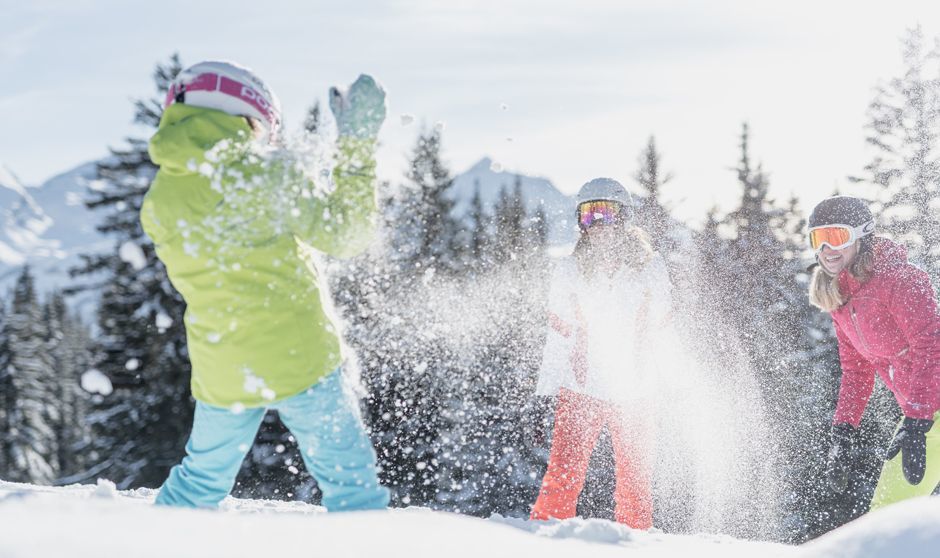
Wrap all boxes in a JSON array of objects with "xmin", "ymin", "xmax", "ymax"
[
  {"xmin": 164, "ymin": 72, "xmax": 281, "ymax": 138},
  {"xmin": 808, "ymin": 221, "xmax": 874, "ymax": 253},
  {"xmin": 577, "ymin": 200, "xmax": 624, "ymax": 230}
]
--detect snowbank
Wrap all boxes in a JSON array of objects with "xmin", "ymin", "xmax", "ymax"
[
  {"xmin": 802, "ymin": 496, "xmax": 940, "ymax": 558},
  {"xmin": 0, "ymin": 480, "xmax": 936, "ymax": 557}
]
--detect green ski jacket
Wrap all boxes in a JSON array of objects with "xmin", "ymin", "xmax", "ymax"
[{"xmin": 141, "ymin": 103, "xmax": 376, "ymax": 408}]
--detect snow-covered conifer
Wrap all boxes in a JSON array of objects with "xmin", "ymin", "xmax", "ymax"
[
  {"xmin": 1, "ymin": 268, "xmax": 58, "ymax": 483},
  {"xmin": 854, "ymin": 26, "xmax": 940, "ymax": 282}
]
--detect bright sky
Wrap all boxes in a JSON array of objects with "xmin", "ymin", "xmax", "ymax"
[{"xmin": 3, "ymin": 0, "xmax": 940, "ymax": 224}]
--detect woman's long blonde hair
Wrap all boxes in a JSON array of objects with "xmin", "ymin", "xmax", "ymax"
[
  {"xmin": 574, "ymin": 224, "xmax": 654, "ymax": 279},
  {"xmin": 808, "ymin": 236, "xmax": 876, "ymax": 311}
]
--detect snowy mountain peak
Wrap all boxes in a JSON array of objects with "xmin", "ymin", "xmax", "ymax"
[
  {"xmin": 0, "ymin": 164, "xmax": 50, "ymax": 269},
  {"xmin": 450, "ymin": 158, "xmax": 577, "ymax": 245},
  {"xmin": 466, "ymin": 156, "xmax": 497, "ymax": 174},
  {"xmin": 0, "ymin": 162, "xmax": 27, "ymax": 195},
  {"xmin": 0, "ymin": 160, "xmax": 107, "ymax": 292}
]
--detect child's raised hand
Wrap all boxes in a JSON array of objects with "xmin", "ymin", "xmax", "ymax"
[{"xmin": 329, "ymin": 74, "xmax": 387, "ymax": 139}]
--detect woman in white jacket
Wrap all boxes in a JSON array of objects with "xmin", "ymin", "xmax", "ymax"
[{"xmin": 530, "ymin": 178, "xmax": 672, "ymax": 529}]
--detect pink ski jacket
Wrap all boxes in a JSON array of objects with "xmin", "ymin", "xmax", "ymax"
[{"xmin": 831, "ymin": 237, "xmax": 940, "ymax": 425}]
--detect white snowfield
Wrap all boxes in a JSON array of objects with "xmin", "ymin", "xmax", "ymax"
[{"xmin": 0, "ymin": 480, "xmax": 937, "ymax": 558}]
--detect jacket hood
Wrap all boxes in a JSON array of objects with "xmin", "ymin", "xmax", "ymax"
[
  {"xmin": 148, "ymin": 103, "xmax": 252, "ymax": 175},
  {"xmin": 837, "ymin": 236, "xmax": 908, "ymax": 297},
  {"xmin": 871, "ymin": 236, "xmax": 908, "ymax": 272}
]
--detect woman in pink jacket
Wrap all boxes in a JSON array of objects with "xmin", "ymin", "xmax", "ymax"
[{"xmin": 808, "ymin": 195, "xmax": 940, "ymax": 510}]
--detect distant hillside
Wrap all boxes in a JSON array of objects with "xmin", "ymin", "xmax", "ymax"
[
  {"xmin": 448, "ymin": 157, "xmax": 577, "ymax": 246},
  {"xmin": 0, "ymin": 161, "xmax": 109, "ymax": 314},
  {"xmin": 0, "ymin": 164, "xmax": 53, "ymax": 269}
]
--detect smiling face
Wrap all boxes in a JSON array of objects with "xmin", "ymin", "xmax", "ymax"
[{"xmin": 818, "ymin": 241, "xmax": 859, "ymax": 275}]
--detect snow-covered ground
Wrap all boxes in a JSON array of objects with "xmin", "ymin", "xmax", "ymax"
[{"xmin": 0, "ymin": 480, "xmax": 937, "ymax": 558}]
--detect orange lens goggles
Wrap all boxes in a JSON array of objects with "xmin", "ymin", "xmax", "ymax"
[{"xmin": 808, "ymin": 226, "xmax": 855, "ymax": 252}]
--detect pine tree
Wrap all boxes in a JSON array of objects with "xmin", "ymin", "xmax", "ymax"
[
  {"xmin": 427, "ymin": 174, "xmax": 548, "ymax": 516},
  {"xmin": 339, "ymin": 131, "xmax": 551, "ymax": 514},
  {"xmin": 633, "ymin": 136, "xmax": 676, "ymax": 254},
  {"xmin": 509, "ymin": 176, "xmax": 526, "ymax": 254},
  {"xmin": 466, "ymin": 180, "xmax": 491, "ymax": 270},
  {"xmin": 44, "ymin": 293, "xmax": 92, "ymax": 480},
  {"xmin": 491, "ymin": 185, "xmax": 511, "ymax": 264},
  {"xmin": 0, "ymin": 268, "xmax": 59, "ymax": 483},
  {"xmin": 304, "ymin": 101, "xmax": 321, "ymax": 134},
  {"xmin": 0, "ymin": 302, "xmax": 12, "ymax": 477},
  {"xmin": 492, "ymin": 177, "xmax": 527, "ymax": 265},
  {"xmin": 397, "ymin": 128, "xmax": 461, "ymax": 273},
  {"xmin": 854, "ymin": 26, "xmax": 940, "ymax": 280},
  {"xmin": 719, "ymin": 122, "xmax": 793, "ymax": 345},
  {"xmin": 531, "ymin": 204, "xmax": 549, "ymax": 252},
  {"xmin": 332, "ymin": 130, "xmax": 463, "ymax": 507},
  {"xmin": 70, "ymin": 54, "xmax": 194, "ymax": 488},
  {"xmin": 692, "ymin": 124, "xmax": 880, "ymax": 542},
  {"xmin": 693, "ymin": 207, "xmax": 726, "ymax": 289}
]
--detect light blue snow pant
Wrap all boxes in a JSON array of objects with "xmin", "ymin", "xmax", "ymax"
[{"xmin": 155, "ymin": 369, "xmax": 389, "ymax": 511}]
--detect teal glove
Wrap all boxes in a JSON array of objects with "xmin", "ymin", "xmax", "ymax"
[{"xmin": 330, "ymin": 74, "xmax": 387, "ymax": 139}]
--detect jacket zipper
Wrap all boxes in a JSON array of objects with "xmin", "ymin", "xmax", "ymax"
[
  {"xmin": 850, "ymin": 306, "xmax": 873, "ymax": 355},
  {"xmin": 850, "ymin": 305, "xmax": 898, "ymax": 386}
]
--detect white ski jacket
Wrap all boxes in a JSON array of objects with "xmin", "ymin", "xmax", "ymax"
[{"xmin": 535, "ymin": 253, "xmax": 673, "ymax": 404}]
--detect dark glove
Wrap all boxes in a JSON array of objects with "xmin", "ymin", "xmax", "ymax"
[
  {"xmin": 885, "ymin": 417, "xmax": 934, "ymax": 485},
  {"xmin": 826, "ymin": 423, "xmax": 858, "ymax": 494}
]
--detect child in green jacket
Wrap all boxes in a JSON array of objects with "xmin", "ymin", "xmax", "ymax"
[{"xmin": 142, "ymin": 60, "xmax": 389, "ymax": 510}]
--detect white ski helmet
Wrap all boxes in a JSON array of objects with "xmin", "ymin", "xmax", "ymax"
[
  {"xmin": 576, "ymin": 177, "xmax": 634, "ymax": 221},
  {"xmin": 164, "ymin": 60, "xmax": 282, "ymax": 140}
]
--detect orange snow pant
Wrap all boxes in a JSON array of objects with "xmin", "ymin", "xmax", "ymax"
[{"xmin": 531, "ymin": 388, "xmax": 652, "ymax": 529}]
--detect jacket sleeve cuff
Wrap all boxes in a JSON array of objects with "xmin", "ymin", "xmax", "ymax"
[
  {"xmin": 833, "ymin": 406, "xmax": 864, "ymax": 428},
  {"xmin": 901, "ymin": 401, "xmax": 940, "ymax": 420}
]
